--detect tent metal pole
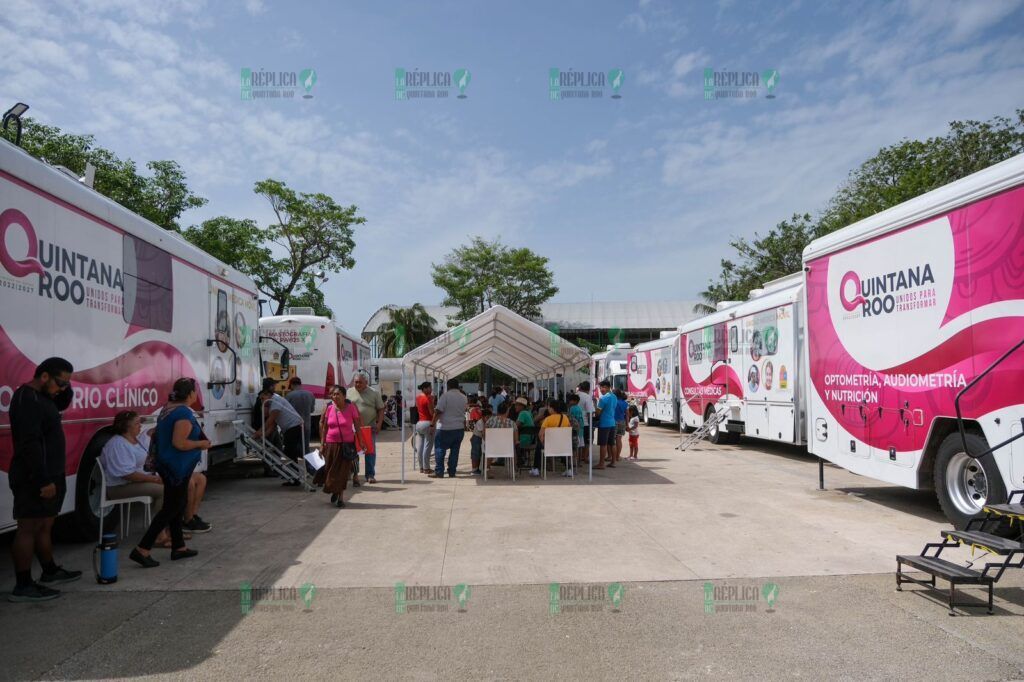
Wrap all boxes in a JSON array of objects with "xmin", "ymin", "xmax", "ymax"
[
  {"xmin": 589, "ymin": 364, "xmax": 595, "ymax": 483},
  {"xmin": 400, "ymin": 361, "xmax": 407, "ymax": 483}
]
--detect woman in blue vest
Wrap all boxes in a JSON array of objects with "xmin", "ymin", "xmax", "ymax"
[{"xmin": 130, "ymin": 378, "xmax": 210, "ymax": 567}]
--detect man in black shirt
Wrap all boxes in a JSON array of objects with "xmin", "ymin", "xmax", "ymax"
[{"xmin": 8, "ymin": 357, "xmax": 82, "ymax": 602}]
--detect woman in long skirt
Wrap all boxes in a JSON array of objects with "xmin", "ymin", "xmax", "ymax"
[{"xmin": 316, "ymin": 385, "xmax": 363, "ymax": 508}]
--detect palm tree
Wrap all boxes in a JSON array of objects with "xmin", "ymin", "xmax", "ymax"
[{"xmin": 376, "ymin": 304, "xmax": 438, "ymax": 356}]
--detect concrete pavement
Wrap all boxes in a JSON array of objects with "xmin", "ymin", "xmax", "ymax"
[{"xmin": 2, "ymin": 425, "xmax": 1022, "ymax": 680}]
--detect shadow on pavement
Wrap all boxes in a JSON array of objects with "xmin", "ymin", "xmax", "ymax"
[
  {"xmin": 0, "ymin": 467, "xmax": 367, "ymax": 679},
  {"xmin": 835, "ymin": 484, "xmax": 945, "ymax": 524}
]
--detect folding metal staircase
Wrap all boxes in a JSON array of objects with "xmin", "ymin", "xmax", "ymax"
[
  {"xmin": 677, "ymin": 406, "xmax": 729, "ymax": 451},
  {"xmin": 896, "ymin": 491, "xmax": 1024, "ymax": 615},
  {"xmin": 895, "ymin": 338, "xmax": 1024, "ymax": 614},
  {"xmin": 233, "ymin": 420, "xmax": 316, "ymax": 491}
]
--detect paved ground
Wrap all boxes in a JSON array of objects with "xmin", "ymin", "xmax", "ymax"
[{"xmin": 2, "ymin": 426, "xmax": 1022, "ymax": 680}]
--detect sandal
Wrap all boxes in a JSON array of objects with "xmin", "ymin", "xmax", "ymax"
[{"xmin": 367, "ymin": 478, "xmax": 377, "ymax": 484}]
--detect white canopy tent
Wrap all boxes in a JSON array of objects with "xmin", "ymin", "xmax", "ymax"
[{"xmin": 400, "ymin": 305, "xmax": 594, "ymax": 482}]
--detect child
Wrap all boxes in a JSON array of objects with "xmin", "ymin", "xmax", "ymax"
[
  {"xmin": 467, "ymin": 396, "xmax": 484, "ymax": 475},
  {"xmin": 627, "ymin": 405, "xmax": 640, "ymax": 460}
]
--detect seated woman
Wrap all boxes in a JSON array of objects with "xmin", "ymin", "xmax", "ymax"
[
  {"xmin": 482, "ymin": 402, "xmax": 517, "ymax": 479},
  {"xmin": 100, "ymin": 411, "xmax": 172, "ymax": 547},
  {"xmin": 537, "ymin": 398, "xmax": 573, "ymax": 478}
]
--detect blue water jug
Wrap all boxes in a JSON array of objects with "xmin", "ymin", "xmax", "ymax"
[{"xmin": 94, "ymin": 532, "xmax": 118, "ymax": 584}]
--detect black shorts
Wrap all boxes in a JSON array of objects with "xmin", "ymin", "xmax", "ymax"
[
  {"xmin": 12, "ymin": 480, "xmax": 66, "ymax": 519},
  {"xmin": 597, "ymin": 427, "xmax": 616, "ymax": 446}
]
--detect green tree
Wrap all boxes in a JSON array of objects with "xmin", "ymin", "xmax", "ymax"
[
  {"xmin": 1, "ymin": 117, "xmax": 206, "ymax": 231},
  {"xmin": 431, "ymin": 236, "xmax": 558, "ymax": 323},
  {"xmin": 695, "ymin": 213, "xmax": 815, "ymax": 313},
  {"xmin": 283, "ymin": 277, "xmax": 334, "ymax": 318},
  {"xmin": 698, "ymin": 109, "xmax": 1024, "ymax": 309},
  {"xmin": 184, "ymin": 180, "xmax": 365, "ymax": 315},
  {"xmin": 376, "ymin": 303, "xmax": 438, "ymax": 356}
]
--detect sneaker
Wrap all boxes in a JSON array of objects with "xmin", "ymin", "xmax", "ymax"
[
  {"xmin": 39, "ymin": 566, "xmax": 82, "ymax": 585},
  {"xmin": 561, "ymin": 470, "xmax": 574, "ymax": 477},
  {"xmin": 471, "ymin": 469, "xmax": 482, "ymax": 476},
  {"xmin": 529, "ymin": 468, "xmax": 540, "ymax": 477},
  {"xmin": 184, "ymin": 516, "xmax": 212, "ymax": 533},
  {"xmin": 9, "ymin": 582, "xmax": 60, "ymax": 602}
]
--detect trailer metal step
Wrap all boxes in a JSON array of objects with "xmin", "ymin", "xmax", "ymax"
[
  {"xmin": 896, "ymin": 555, "xmax": 992, "ymax": 582},
  {"xmin": 940, "ymin": 530, "xmax": 1024, "ymax": 555},
  {"xmin": 983, "ymin": 503, "xmax": 1024, "ymax": 521}
]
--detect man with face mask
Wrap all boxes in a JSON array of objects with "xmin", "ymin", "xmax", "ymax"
[{"xmin": 8, "ymin": 357, "xmax": 82, "ymax": 602}]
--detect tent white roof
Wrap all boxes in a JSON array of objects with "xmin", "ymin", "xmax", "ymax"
[{"xmin": 401, "ymin": 305, "xmax": 591, "ymax": 380}]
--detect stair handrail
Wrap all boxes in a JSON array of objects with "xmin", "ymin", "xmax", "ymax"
[{"xmin": 954, "ymin": 336, "xmax": 1024, "ymax": 459}]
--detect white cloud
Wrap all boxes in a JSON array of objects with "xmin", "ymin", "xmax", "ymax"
[
  {"xmin": 623, "ymin": 13, "xmax": 647, "ymax": 33},
  {"xmin": 245, "ymin": 0, "xmax": 268, "ymax": 15}
]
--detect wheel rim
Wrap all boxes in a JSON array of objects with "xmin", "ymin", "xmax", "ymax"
[
  {"xmin": 706, "ymin": 410, "xmax": 718, "ymax": 439},
  {"xmin": 945, "ymin": 451, "xmax": 989, "ymax": 516},
  {"xmin": 643, "ymin": 406, "xmax": 649, "ymax": 425}
]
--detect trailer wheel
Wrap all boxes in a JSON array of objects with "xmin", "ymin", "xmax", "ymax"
[
  {"xmin": 934, "ymin": 432, "xmax": 1006, "ymax": 530},
  {"xmin": 74, "ymin": 444, "xmax": 118, "ymax": 540},
  {"xmin": 705, "ymin": 406, "xmax": 729, "ymax": 445}
]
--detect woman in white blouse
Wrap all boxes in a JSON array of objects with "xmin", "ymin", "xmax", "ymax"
[{"xmin": 100, "ymin": 411, "xmax": 170, "ymax": 546}]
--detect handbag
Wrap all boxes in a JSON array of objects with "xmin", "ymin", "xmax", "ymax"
[{"xmin": 144, "ymin": 404, "xmax": 174, "ymax": 473}]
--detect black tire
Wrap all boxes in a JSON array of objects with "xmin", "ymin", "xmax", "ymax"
[
  {"xmin": 74, "ymin": 445, "xmax": 118, "ymax": 540},
  {"xmin": 705, "ymin": 405, "xmax": 731, "ymax": 445},
  {"xmin": 934, "ymin": 432, "xmax": 1007, "ymax": 530}
]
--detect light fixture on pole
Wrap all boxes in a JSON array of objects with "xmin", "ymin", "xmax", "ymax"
[{"xmin": 2, "ymin": 102, "xmax": 30, "ymax": 147}]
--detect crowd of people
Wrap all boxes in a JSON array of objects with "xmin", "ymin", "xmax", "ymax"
[
  {"xmin": 6, "ymin": 362, "xmax": 219, "ymax": 601},
  {"xmin": 412, "ymin": 379, "xmax": 642, "ymax": 480},
  {"xmin": 5, "ymin": 355, "xmax": 641, "ymax": 602},
  {"xmin": 254, "ymin": 371, "xmax": 386, "ymax": 503}
]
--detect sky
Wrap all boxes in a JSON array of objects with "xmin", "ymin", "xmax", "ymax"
[{"xmin": 2, "ymin": 0, "xmax": 1023, "ymax": 334}]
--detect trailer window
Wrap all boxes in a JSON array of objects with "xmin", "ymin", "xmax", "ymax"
[
  {"xmin": 729, "ymin": 325, "xmax": 738, "ymax": 353},
  {"xmin": 122, "ymin": 235, "xmax": 173, "ymax": 332}
]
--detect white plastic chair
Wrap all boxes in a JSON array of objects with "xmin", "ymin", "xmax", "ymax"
[
  {"xmin": 483, "ymin": 427, "xmax": 515, "ymax": 482},
  {"xmin": 542, "ymin": 427, "xmax": 574, "ymax": 479},
  {"xmin": 97, "ymin": 463, "xmax": 153, "ymax": 543}
]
